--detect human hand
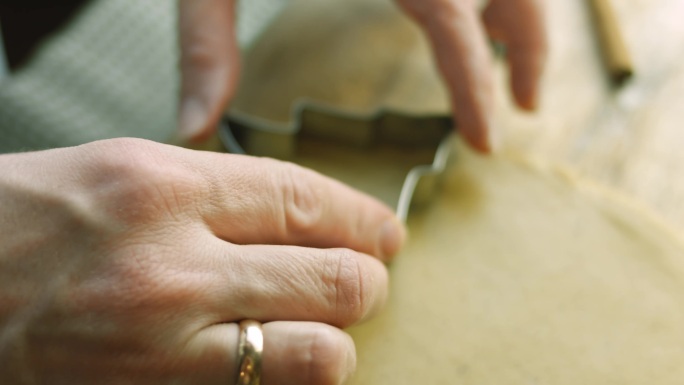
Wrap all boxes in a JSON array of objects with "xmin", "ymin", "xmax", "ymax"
[
  {"xmin": 0, "ymin": 138, "xmax": 405, "ymax": 384},
  {"xmin": 176, "ymin": 0, "xmax": 546, "ymax": 153},
  {"xmin": 177, "ymin": 0, "xmax": 240, "ymax": 144},
  {"xmin": 395, "ymin": 0, "xmax": 547, "ymax": 152}
]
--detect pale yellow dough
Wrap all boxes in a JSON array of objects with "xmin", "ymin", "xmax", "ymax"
[
  {"xmin": 344, "ymin": 143, "xmax": 684, "ymax": 384},
  {"xmin": 231, "ymin": 0, "xmax": 684, "ymax": 383},
  {"xmin": 287, "ymin": 135, "xmax": 684, "ymax": 384}
]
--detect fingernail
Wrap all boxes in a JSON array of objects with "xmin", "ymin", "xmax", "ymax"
[
  {"xmin": 527, "ymin": 91, "xmax": 539, "ymax": 111},
  {"xmin": 379, "ymin": 217, "xmax": 407, "ymax": 259},
  {"xmin": 177, "ymin": 97, "xmax": 207, "ymax": 141},
  {"xmin": 487, "ymin": 123, "xmax": 500, "ymax": 153},
  {"xmin": 518, "ymin": 92, "xmax": 538, "ymax": 112}
]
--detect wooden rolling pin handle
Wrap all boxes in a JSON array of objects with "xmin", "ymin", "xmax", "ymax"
[{"xmin": 587, "ymin": 0, "xmax": 634, "ymax": 85}]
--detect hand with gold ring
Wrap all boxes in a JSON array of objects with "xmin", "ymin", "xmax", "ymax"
[{"xmin": 0, "ymin": 138, "xmax": 406, "ymax": 384}]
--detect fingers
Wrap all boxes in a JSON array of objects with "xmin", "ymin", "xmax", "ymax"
[
  {"xmin": 190, "ymin": 321, "xmax": 356, "ymax": 385},
  {"xmin": 261, "ymin": 322, "xmax": 356, "ymax": 385},
  {"xmin": 397, "ymin": 0, "xmax": 495, "ymax": 153},
  {"xmin": 200, "ymin": 240, "xmax": 389, "ymax": 328},
  {"xmin": 194, "ymin": 153, "xmax": 406, "ymax": 261},
  {"xmin": 178, "ymin": 0, "xmax": 240, "ymax": 142},
  {"xmin": 483, "ymin": 0, "xmax": 547, "ymax": 110}
]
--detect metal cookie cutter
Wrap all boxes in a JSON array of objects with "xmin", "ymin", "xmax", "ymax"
[{"xmin": 219, "ymin": 102, "xmax": 456, "ymax": 222}]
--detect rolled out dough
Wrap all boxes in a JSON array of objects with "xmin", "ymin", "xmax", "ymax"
[
  {"xmin": 343, "ymin": 142, "xmax": 684, "ymax": 384},
  {"xmin": 231, "ymin": 0, "xmax": 684, "ymax": 383}
]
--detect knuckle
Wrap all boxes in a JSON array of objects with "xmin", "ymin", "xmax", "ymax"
[
  {"xmin": 181, "ymin": 38, "xmax": 224, "ymax": 74},
  {"xmin": 323, "ymin": 249, "xmax": 371, "ymax": 326},
  {"xmin": 274, "ymin": 161, "xmax": 324, "ymax": 236},
  {"xmin": 83, "ymin": 139, "xmax": 204, "ymax": 224},
  {"xmin": 301, "ymin": 326, "xmax": 353, "ymax": 385}
]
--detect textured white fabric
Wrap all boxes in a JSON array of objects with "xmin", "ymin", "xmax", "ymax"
[
  {"xmin": 0, "ymin": 0, "xmax": 287, "ymax": 153},
  {"xmin": 0, "ymin": 26, "xmax": 7, "ymax": 82}
]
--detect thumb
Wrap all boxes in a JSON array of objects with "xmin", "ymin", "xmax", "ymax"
[{"xmin": 178, "ymin": 0, "xmax": 240, "ymax": 142}]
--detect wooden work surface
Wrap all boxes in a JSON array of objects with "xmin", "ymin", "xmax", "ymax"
[{"xmin": 496, "ymin": 0, "xmax": 684, "ymax": 232}]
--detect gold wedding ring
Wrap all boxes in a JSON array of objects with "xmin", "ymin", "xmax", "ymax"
[{"xmin": 236, "ymin": 320, "xmax": 263, "ymax": 385}]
